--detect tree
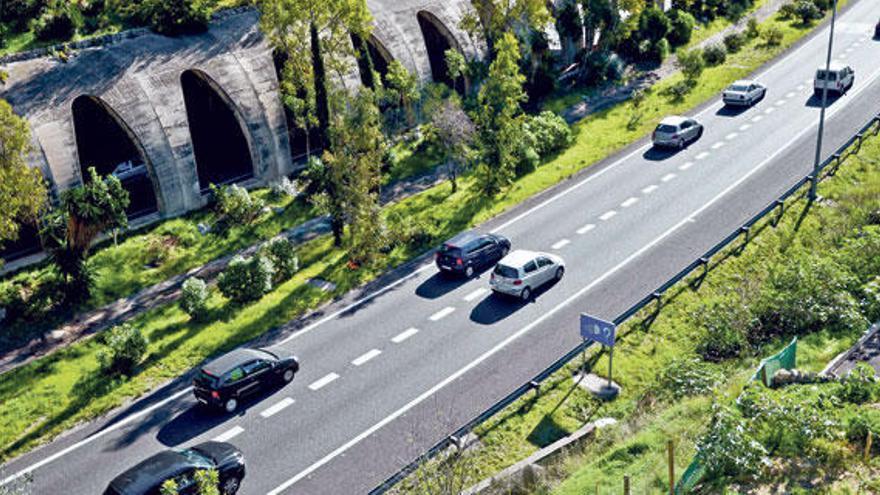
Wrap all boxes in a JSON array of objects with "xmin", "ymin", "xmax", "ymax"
[
  {"xmin": 258, "ymin": 0, "xmax": 372, "ymax": 152},
  {"xmin": 677, "ymin": 47, "xmax": 705, "ymax": 83},
  {"xmin": 475, "ymin": 32, "xmax": 526, "ymax": 195},
  {"xmin": 381, "ymin": 60, "xmax": 419, "ymax": 130},
  {"xmin": 40, "ymin": 167, "xmax": 129, "ymax": 299},
  {"xmin": 430, "ymin": 98, "xmax": 476, "ymax": 193},
  {"xmin": 463, "ymin": 0, "xmax": 550, "ymax": 57},
  {"xmin": 97, "ymin": 323, "xmax": 149, "ymax": 376},
  {"xmin": 0, "ymin": 100, "xmax": 48, "ymax": 250},
  {"xmin": 180, "ymin": 277, "xmax": 209, "ymax": 321}
]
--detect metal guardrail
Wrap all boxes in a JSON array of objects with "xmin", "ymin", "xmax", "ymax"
[{"xmin": 369, "ymin": 112, "xmax": 880, "ymax": 495}]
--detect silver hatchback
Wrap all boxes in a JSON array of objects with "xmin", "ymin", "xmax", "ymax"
[
  {"xmin": 652, "ymin": 116, "xmax": 703, "ymax": 150},
  {"xmin": 489, "ymin": 250, "xmax": 565, "ymax": 300}
]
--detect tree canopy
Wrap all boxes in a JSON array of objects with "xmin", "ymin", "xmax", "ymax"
[{"xmin": 0, "ymin": 99, "xmax": 47, "ymax": 249}]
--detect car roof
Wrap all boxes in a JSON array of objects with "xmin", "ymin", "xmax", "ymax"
[
  {"xmin": 443, "ymin": 231, "xmax": 485, "ymax": 248},
  {"xmin": 498, "ymin": 249, "xmax": 541, "ymax": 268},
  {"xmin": 108, "ymin": 450, "xmax": 192, "ymax": 494},
  {"xmin": 729, "ymin": 79, "xmax": 755, "ymax": 87},
  {"xmin": 202, "ymin": 348, "xmax": 274, "ymax": 376},
  {"xmin": 659, "ymin": 115, "xmax": 688, "ymax": 126}
]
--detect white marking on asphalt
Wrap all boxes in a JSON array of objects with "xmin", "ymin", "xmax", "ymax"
[
  {"xmin": 621, "ymin": 197, "xmax": 639, "ymax": 208},
  {"xmin": 805, "ymin": 78, "xmax": 813, "ymax": 85},
  {"xmin": 711, "ymin": 142, "xmax": 725, "ymax": 150},
  {"xmin": 838, "ymin": 54, "xmax": 847, "ymax": 59},
  {"xmin": 576, "ymin": 223, "xmax": 596, "ymax": 234},
  {"xmin": 775, "ymin": 100, "xmax": 786, "ymax": 106},
  {"xmin": 752, "ymin": 115, "xmax": 764, "ymax": 122},
  {"xmin": 261, "ymin": 398, "xmax": 295, "ymax": 418},
  {"xmin": 764, "ymin": 107, "xmax": 776, "ymax": 114},
  {"xmin": 351, "ymin": 349, "xmax": 382, "ymax": 367},
  {"xmin": 552, "ymin": 239, "xmax": 571, "ymax": 249},
  {"xmin": 429, "ymin": 306, "xmax": 455, "ymax": 321},
  {"xmin": 725, "ymin": 133, "xmax": 738, "ymax": 140},
  {"xmin": 661, "ymin": 173, "xmax": 676, "ymax": 182},
  {"xmin": 391, "ymin": 327, "xmax": 419, "ymax": 343},
  {"xmin": 308, "ymin": 373, "xmax": 339, "ymax": 391},
  {"xmin": 642, "ymin": 185, "xmax": 659, "ymax": 194},
  {"xmin": 785, "ymin": 92, "xmax": 796, "ymax": 98},
  {"xmin": 679, "ymin": 162, "xmax": 694, "ymax": 171},
  {"xmin": 695, "ymin": 151, "xmax": 711, "ymax": 160},
  {"xmin": 739, "ymin": 124, "xmax": 752, "ymax": 131},
  {"xmin": 213, "ymin": 426, "xmax": 244, "ymax": 443},
  {"xmin": 796, "ymin": 84, "xmax": 805, "ymax": 91},
  {"xmin": 845, "ymin": 47, "xmax": 853, "ymax": 53},
  {"xmin": 463, "ymin": 288, "xmax": 487, "ymax": 302},
  {"xmin": 599, "ymin": 210, "xmax": 617, "ymax": 221}
]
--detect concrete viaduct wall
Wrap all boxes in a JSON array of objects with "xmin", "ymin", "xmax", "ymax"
[{"xmin": 0, "ymin": 1, "xmax": 477, "ymax": 226}]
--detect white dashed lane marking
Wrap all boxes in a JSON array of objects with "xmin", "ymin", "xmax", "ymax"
[
  {"xmin": 621, "ymin": 197, "xmax": 639, "ymax": 208},
  {"xmin": 577, "ymin": 223, "xmax": 596, "ymax": 234},
  {"xmin": 796, "ymin": 84, "xmax": 805, "ymax": 91},
  {"xmin": 213, "ymin": 426, "xmax": 245, "ymax": 443},
  {"xmin": 774, "ymin": 100, "xmax": 786, "ymax": 106},
  {"xmin": 711, "ymin": 142, "xmax": 725, "ymax": 150},
  {"xmin": 552, "ymin": 239, "xmax": 571, "ymax": 250},
  {"xmin": 679, "ymin": 162, "xmax": 694, "ymax": 171},
  {"xmin": 352, "ymin": 349, "xmax": 382, "ymax": 367},
  {"xmin": 739, "ymin": 124, "xmax": 751, "ymax": 131},
  {"xmin": 725, "ymin": 133, "xmax": 738, "ymax": 140},
  {"xmin": 785, "ymin": 92, "xmax": 796, "ymax": 98},
  {"xmin": 599, "ymin": 210, "xmax": 617, "ymax": 221},
  {"xmin": 642, "ymin": 185, "xmax": 659, "ymax": 194},
  {"xmin": 309, "ymin": 373, "xmax": 340, "ymax": 391},
  {"xmin": 696, "ymin": 151, "xmax": 711, "ymax": 160},
  {"xmin": 261, "ymin": 398, "xmax": 295, "ymax": 419},
  {"xmin": 429, "ymin": 306, "xmax": 455, "ymax": 321},
  {"xmin": 463, "ymin": 288, "xmax": 487, "ymax": 302},
  {"xmin": 752, "ymin": 115, "xmax": 764, "ymax": 122},
  {"xmin": 661, "ymin": 173, "xmax": 676, "ymax": 182},
  {"xmin": 391, "ymin": 327, "xmax": 419, "ymax": 343},
  {"xmin": 765, "ymin": 107, "xmax": 776, "ymax": 114}
]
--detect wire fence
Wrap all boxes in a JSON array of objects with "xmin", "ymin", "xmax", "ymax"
[{"xmin": 369, "ymin": 111, "xmax": 880, "ymax": 495}]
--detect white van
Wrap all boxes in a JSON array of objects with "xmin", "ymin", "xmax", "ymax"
[{"xmin": 814, "ymin": 63, "xmax": 854, "ymax": 98}]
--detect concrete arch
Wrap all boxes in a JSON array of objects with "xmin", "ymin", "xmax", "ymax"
[
  {"xmin": 70, "ymin": 94, "xmax": 164, "ymax": 218},
  {"xmin": 352, "ymin": 32, "xmax": 395, "ymax": 88},
  {"xmin": 416, "ymin": 10, "xmax": 468, "ymax": 93},
  {"xmin": 180, "ymin": 68, "xmax": 257, "ymax": 191}
]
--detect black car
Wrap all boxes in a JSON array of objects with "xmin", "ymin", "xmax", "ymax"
[
  {"xmin": 875, "ymin": 19, "xmax": 880, "ymax": 39},
  {"xmin": 194, "ymin": 348, "xmax": 299, "ymax": 413},
  {"xmin": 435, "ymin": 232, "xmax": 511, "ymax": 278},
  {"xmin": 103, "ymin": 441, "xmax": 245, "ymax": 495}
]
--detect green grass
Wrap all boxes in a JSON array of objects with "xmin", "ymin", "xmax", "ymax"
[{"xmin": 0, "ymin": 7, "xmax": 845, "ymax": 465}]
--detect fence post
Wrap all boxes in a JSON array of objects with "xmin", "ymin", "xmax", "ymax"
[
  {"xmin": 773, "ymin": 199, "xmax": 784, "ymax": 227},
  {"xmin": 624, "ymin": 475, "xmax": 631, "ymax": 495},
  {"xmin": 866, "ymin": 430, "xmax": 873, "ymax": 462},
  {"xmin": 668, "ymin": 439, "xmax": 675, "ymax": 495}
]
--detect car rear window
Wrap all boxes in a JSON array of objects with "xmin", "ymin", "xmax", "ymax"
[
  {"xmin": 196, "ymin": 369, "xmax": 218, "ymax": 387},
  {"xmin": 656, "ymin": 124, "xmax": 677, "ymax": 133},
  {"xmin": 494, "ymin": 264, "xmax": 518, "ymax": 278},
  {"xmin": 816, "ymin": 70, "xmax": 837, "ymax": 81},
  {"xmin": 439, "ymin": 244, "xmax": 462, "ymax": 256},
  {"xmin": 728, "ymin": 84, "xmax": 749, "ymax": 92}
]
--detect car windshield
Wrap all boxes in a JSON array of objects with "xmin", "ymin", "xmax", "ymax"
[
  {"xmin": 728, "ymin": 84, "xmax": 749, "ymax": 92},
  {"xmin": 816, "ymin": 70, "xmax": 837, "ymax": 81},
  {"xmin": 179, "ymin": 448, "xmax": 214, "ymax": 469},
  {"xmin": 494, "ymin": 264, "xmax": 518, "ymax": 279},
  {"xmin": 656, "ymin": 124, "xmax": 677, "ymax": 133}
]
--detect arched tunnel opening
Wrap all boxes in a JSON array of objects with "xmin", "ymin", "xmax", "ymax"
[
  {"xmin": 0, "ymin": 222, "xmax": 42, "ymax": 264},
  {"xmin": 180, "ymin": 70, "xmax": 254, "ymax": 191},
  {"xmin": 71, "ymin": 95, "xmax": 159, "ymax": 218},
  {"xmin": 352, "ymin": 33, "xmax": 392, "ymax": 88},
  {"xmin": 417, "ymin": 11, "xmax": 465, "ymax": 94},
  {"xmin": 272, "ymin": 51, "xmax": 324, "ymax": 162}
]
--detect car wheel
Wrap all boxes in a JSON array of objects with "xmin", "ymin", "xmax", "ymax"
[
  {"xmin": 222, "ymin": 476, "xmax": 241, "ymax": 495},
  {"xmin": 465, "ymin": 265, "xmax": 474, "ymax": 278},
  {"xmin": 282, "ymin": 368, "xmax": 295, "ymax": 383},
  {"xmin": 520, "ymin": 287, "xmax": 532, "ymax": 301},
  {"xmin": 676, "ymin": 138, "xmax": 685, "ymax": 150},
  {"xmin": 695, "ymin": 127, "xmax": 703, "ymax": 140},
  {"xmin": 555, "ymin": 266, "xmax": 565, "ymax": 281},
  {"xmin": 224, "ymin": 398, "xmax": 238, "ymax": 414}
]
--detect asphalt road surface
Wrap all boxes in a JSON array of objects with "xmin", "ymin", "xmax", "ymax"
[{"xmin": 3, "ymin": 1, "xmax": 880, "ymax": 493}]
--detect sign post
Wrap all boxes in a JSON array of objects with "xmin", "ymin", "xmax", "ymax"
[{"xmin": 580, "ymin": 313, "xmax": 619, "ymax": 399}]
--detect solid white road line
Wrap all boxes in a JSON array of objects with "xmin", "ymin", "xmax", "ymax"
[
  {"xmin": 308, "ymin": 373, "xmax": 340, "ymax": 391},
  {"xmin": 261, "ymin": 398, "xmax": 295, "ymax": 419},
  {"xmin": 213, "ymin": 426, "xmax": 244, "ymax": 443},
  {"xmin": 725, "ymin": 133, "xmax": 738, "ymax": 140},
  {"xmin": 621, "ymin": 197, "xmax": 639, "ymax": 208},
  {"xmin": 641, "ymin": 185, "xmax": 659, "ymax": 194},
  {"xmin": 552, "ymin": 239, "xmax": 571, "ymax": 250},
  {"xmin": 463, "ymin": 288, "xmax": 488, "ymax": 302},
  {"xmin": 695, "ymin": 151, "xmax": 711, "ymax": 160},
  {"xmin": 661, "ymin": 173, "xmax": 676, "ymax": 182},
  {"xmin": 352, "ymin": 349, "xmax": 382, "ymax": 367},
  {"xmin": 267, "ymin": 53, "xmax": 880, "ymax": 495},
  {"xmin": 711, "ymin": 142, "xmax": 725, "ymax": 150},
  {"xmin": 739, "ymin": 124, "xmax": 752, "ymax": 131},
  {"xmin": 599, "ymin": 210, "xmax": 617, "ymax": 221},
  {"xmin": 429, "ymin": 307, "xmax": 455, "ymax": 321},
  {"xmin": 391, "ymin": 328, "xmax": 419, "ymax": 344},
  {"xmin": 576, "ymin": 223, "xmax": 596, "ymax": 234},
  {"xmin": 679, "ymin": 162, "xmax": 694, "ymax": 171}
]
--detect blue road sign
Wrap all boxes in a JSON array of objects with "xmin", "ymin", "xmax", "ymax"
[{"xmin": 580, "ymin": 313, "xmax": 616, "ymax": 347}]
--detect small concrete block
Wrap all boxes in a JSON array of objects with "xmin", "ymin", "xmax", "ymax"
[
  {"xmin": 573, "ymin": 372, "xmax": 621, "ymax": 401},
  {"xmin": 48, "ymin": 330, "xmax": 67, "ymax": 342},
  {"xmin": 307, "ymin": 278, "xmax": 336, "ymax": 292},
  {"xmin": 593, "ymin": 417, "xmax": 618, "ymax": 429}
]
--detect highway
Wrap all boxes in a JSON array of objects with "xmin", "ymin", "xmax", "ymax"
[{"xmin": 3, "ymin": 1, "xmax": 880, "ymax": 493}]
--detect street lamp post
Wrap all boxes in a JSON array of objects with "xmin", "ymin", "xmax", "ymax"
[{"xmin": 810, "ymin": 0, "xmax": 838, "ymax": 201}]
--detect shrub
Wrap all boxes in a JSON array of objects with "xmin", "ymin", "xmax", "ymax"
[
  {"xmin": 702, "ymin": 43, "xmax": 727, "ymax": 66},
  {"xmin": 663, "ymin": 80, "xmax": 693, "ymax": 102},
  {"xmin": 2, "ymin": 0, "xmax": 49, "ymax": 31},
  {"xmin": 840, "ymin": 363, "xmax": 878, "ymax": 404},
  {"xmin": 695, "ymin": 404, "xmax": 767, "ymax": 479},
  {"xmin": 793, "ymin": 0, "xmax": 822, "ymax": 24},
  {"xmin": 845, "ymin": 408, "xmax": 880, "ymax": 445},
  {"xmin": 649, "ymin": 38, "xmax": 671, "ymax": 64},
  {"xmin": 638, "ymin": 6, "xmax": 671, "ymax": 43},
  {"xmin": 524, "ymin": 111, "xmax": 571, "ymax": 158},
  {"xmin": 667, "ymin": 9, "xmax": 696, "ymax": 46},
  {"xmin": 261, "ymin": 237, "xmax": 298, "ymax": 284},
  {"xmin": 217, "ymin": 254, "xmax": 275, "ymax": 304},
  {"xmin": 298, "ymin": 156, "xmax": 327, "ymax": 199},
  {"xmin": 97, "ymin": 323, "xmax": 149, "ymax": 375},
  {"xmin": 386, "ymin": 211, "xmax": 433, "ymax": 251},
  {"xmin": 32, "ymin": 5, "xmax": 76, "ymax": 42},
  {"xmin": 723, "ymin": 32, "xmax": 747, "ymax": 53},
  {"xmin": 140, "ymin": 0, "xmax": 212, "ymax": 36},
  {"xmin": 746, "ymin": 17, "xmax": 760, "ymax": 39},
  {"xmin": 694, "ymin": 298, "xmax": 752, "ymax": 361},
  {"xmin": 778, "ymin": 2, "xmax": 799, "ymax": 19},
  {"xmin": 761, "ymin": 25, "xmax": 784, "ymax": 46},
  {"xmin": 269, "ymin": 176, "xmax": 298, "ymax": 200},
  {"xmin": 194, "ymin": 469, "xmax": 220, "ymax": 495},
  {"xmin": 862, "ymin": 276, "xmax": 880, "ymax": 323},
  {"xmin": 579, "ymin": 50, "xmax": 625, "ymax": 85},
  {"xmin": 677, "ymin": 48, "xmax": 705, "ymax": 82},
  {"xmin": 653, "ymin": 357, "xmax": 721, "ymax": 399},
  {"xmin": 179, "ymin": 277, "xmax": 209, "ymax": 321},
  {"xmin": 211, "ymin": 183, "xmax": 265, "ymax": 225}
]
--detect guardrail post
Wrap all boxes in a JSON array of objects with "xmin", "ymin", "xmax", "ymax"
[
  {"xmin": 874, "ymin": 115, "xmax": 880, "ymax": 135},
  {"xmin": 856, "ymin": 132, "xmax": 865, "ymax": 153},
  {"xmin": 807, "ymin": 175, "xmax": 817, "ymax": 201},
  {"xmin": 690, "ymin": 257, "xmax": 710, "ymax": 290},
  {"xmin": 772, "ymin": 199, "xmax": 784, "ymax": 227},
  {"xmin": 828, "ymin": 153, "xmax": 842, "ymax": 176},
  {"xmin": 529, "ymin": 380, "xmax": 540, "ymax": 398},
  {"xmin": 737, "ymin": 226, "xmax": 750, "ymax": 253},
  {"xmin": 624, "ymin": 475, "xmax": 631, "ymax": 495}
]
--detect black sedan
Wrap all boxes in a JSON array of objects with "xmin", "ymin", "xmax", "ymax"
[
  {"xmin": 103, "ymin": 441, "xmax": 245, "ymax": 495},
  {"xmin": 435, "ymin": 232, "xmax": 511, "ymax": 278},
  {"xmin": 194, "ymin": 347, "xmax": 299, "ymax": 413}
]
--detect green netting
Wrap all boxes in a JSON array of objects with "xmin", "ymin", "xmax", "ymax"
[
  {"xmin": 674, "ymin": 458, "xmax": 706, "ymax": 495},
  {"xmin": 751, "ymin": 337, "xmax": 798, "ymax": 387}
]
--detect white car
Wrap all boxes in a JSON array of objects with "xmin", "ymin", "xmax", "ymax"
[
  {"xmin": 489, "ymin": 250, "xmax": 565, "ymax": 301},
  {"xmin": 651, "ymin": 116, "xmax": 703, "ymax": 150},
  {"xmin": 722, "ymin": 80, "xmax": 766, "ymax": 106},
  {"xmin": 814, "ymin": 62, "xmax": 854, "ymax": 97}
]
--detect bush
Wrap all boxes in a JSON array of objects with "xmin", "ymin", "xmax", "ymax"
[
  {"xmin": 142, "ymin": 0, "xmax": 211, "ymax": 36},
  {"xmin": 650, "ymin": 38, "xmax": 671, "ymax": 64},
  {"xmin": 211, "ymin": 183, "xmax": 265, "ymax": 226},
  {"xmin": 524, "ymin": 111, "xmax": 571, "ymax": 158},
  {"xmin": 32, "ymin": 5, "xmax": 76, "ymax": 42},
  {"xmin": 653, "ymin": 357, "xmax": 721, "ymax": 399},
  {"xmin": 723, "ymin": 32, "xmax": 747, "ymax": 53},
  {"xmin": 2, "ymin": 0, "xmax": 48, "ymax": 31},
  {"xmin": 217, "ymin": 254, "xmax": 275, "ymax": 304},
  {"xmin": 663, "ymin": 80, "xmax": 693, "ymax": 102},
  {"xmin": 579, "ymin": 50, "xmax": 625, "ymax": 85},
  {"xmin": 702, "ymin": 43, "xmax": 727, "ymax": 66},
  {"xmin": 180, "ymin": 277, "xmax": 209, "ymax": 321},
  {"xmin": 639, "ymin": 6, "xmax": 671, "ymax": 43},
  {"xmin": 845, "ymin": 407, "xmax": 880, "ymax": 445},
  {"xmin": 746, "ymin": 17, "xmax": 760, "ymax": 39},
  {"xmin": 261, "ymin": 237, "xmax": 298, "ymax": 284},
  {"xmin": 840, "ymin": 363, "xmax": 878, "ymax": 404},
  {"xmin": 298, "ymin": 156, "xmax": 327, "ymax": 199},
  {"xmin": 97, "ymin": 323, "xmax": 149, "ymax": 375},
  {"xmin": 694, "ymin": 298, "xmax": 752, "ymax": 361},
  {"xmin": 677, "ymin": 48, "xmax": 705, "ymax": 82},
  {"xmin": 270, "ymin": 176, "xmax": 298, "ymax": 200},
  {"xmin": 667, "ymin": 9, "xmax": 696, "ymax": 46},
  {"xmin": 761, "ymin": 25, "xmax": 784, "ymax": 46},
  {"xmin": 793, "ymin": 0, "xmax": 823, "ymax": 24},
  {"xmin": 695, "ymin": 404, "xmax": 767, "ymax": 479},
  {"xmin": 778, "ymin": 2, "xmax": 799, "ymax": 19}
]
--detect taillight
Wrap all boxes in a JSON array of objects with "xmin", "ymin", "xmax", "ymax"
[
  {"xmin": 211, "ymin": 391, "xmax": 220, "ymax": 400},
  {"xmin": 513, "ymin": 279, "xmax": 523, "ymax": 286},
  {"xmin": 434, "ymin": 252, "xmax": 439, "ymax": 259},
  {"xmin": 456, "ymin": 258, "xmax": 463, "ymax": 266}
]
